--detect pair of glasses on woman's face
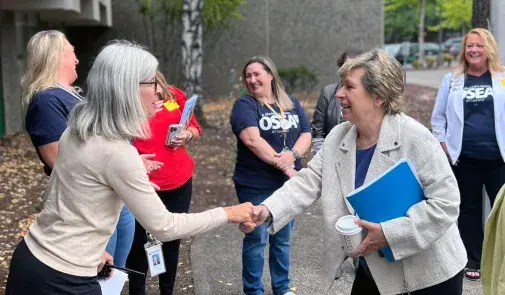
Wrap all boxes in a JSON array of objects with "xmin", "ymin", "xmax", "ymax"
[{"xmin": 140, "ymin": 80, "xmax": 158, "ymax": 92}]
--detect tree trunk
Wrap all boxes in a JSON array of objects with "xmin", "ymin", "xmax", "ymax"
[
  {"xmin": 182, "ymin": 0, "xmax": 207, "ymax": 126},
  {"xmin": 418, "ymin": 0, "xmax": 426, "ymax": 66},
  {"xmin": 472, "ymin": 0, "xmax": 490, "ymax": 29}
]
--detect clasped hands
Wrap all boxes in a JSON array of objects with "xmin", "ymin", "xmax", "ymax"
[
  {"xmin": 227, "ymin": 207, "xmax": 389, "ymax": 258},
  {"xmin": 272, "ymin": 151, "xmax": 297, "ymax": 178},
  {"xmin": 223, "ymin": 204, "xmax": 271, "ymax": 231}
]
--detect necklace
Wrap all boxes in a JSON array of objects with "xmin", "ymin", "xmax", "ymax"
[
  {"xmin": 56, "ymin": 84, "xmax": 84, "ymax": 101},
  {"xmin": 357, "ymin": 134, "xmax": 378, "ymax": 149}
]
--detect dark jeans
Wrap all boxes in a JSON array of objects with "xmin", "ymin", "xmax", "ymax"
[
  {"xmin": 351, "ymin": 263, "xmax": 464, "ymax": 295},
  {"xmin": 126, "ymin": 178, "xmax": 192, "ymax": 295},
  {"xmin": 452, "ymin": 155, "xmax": 505, "ymax": 269},
  {"xmin": 235, "ymin": 182, "xmax": 293, "ymax": 295},
  {"xmin": 5, "ymin": 239, "xmax": 101, "ymax": 295}
]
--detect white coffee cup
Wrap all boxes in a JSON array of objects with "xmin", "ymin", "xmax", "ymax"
[{"xmin": 335, "ymin": 215, "xmax": 363, "ymax": 256}]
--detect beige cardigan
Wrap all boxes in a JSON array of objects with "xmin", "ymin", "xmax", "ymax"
[
  {"xmin": 263, "ymin": 113, "xmax": 467, "ymax": 294},
  {"xmin": 24, "ymin": 129, "xmax": 228, "ymax": 277}
]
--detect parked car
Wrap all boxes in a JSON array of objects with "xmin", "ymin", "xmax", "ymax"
[
  {"xmin": 443, "ymin": 37, "xmax": 463, "ymax": 50},
  {"xmin": 384, "ymin": 43, "xmax": 405, "ymax": 65},
  {"xmin": 443, "ymin": 37, "xmax": 463, "ymax": 58},
  {"xmin": 406, "ymin": 43, "xmax": 441, "ymax": 63}
]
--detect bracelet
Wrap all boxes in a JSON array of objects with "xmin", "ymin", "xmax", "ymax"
[
  {"xmin": 291, "ymin": 148, "xmax": 301, "ymax": 160},
  {"xmin": 186, "ymin": 129, "xmax": 194, "ymax": 144}
]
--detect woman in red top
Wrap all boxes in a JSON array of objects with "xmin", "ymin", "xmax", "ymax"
[{"xmin": 126, "ymin": 72, "xmax": 202, "ymax": 295}]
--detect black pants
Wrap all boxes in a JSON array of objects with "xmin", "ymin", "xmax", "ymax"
[
  {"xmin": 126, "ymin": 178, "xmax": 192, "ymax": 295},
  {"xmin": 452, "ymin": 156, "xmax": 505, "ymax": 269},
  {"xmin": 5, "ymin": 239, "xmax": 101, "ymax": 295},
  {"xmin": 351, "ymin": 263, "xmax": 464, "ymax": 295}
]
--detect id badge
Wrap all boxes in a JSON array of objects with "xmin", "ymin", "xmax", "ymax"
[{"xmin": 144, "ymin": 242, "xmax": 166, "ymax": 277}]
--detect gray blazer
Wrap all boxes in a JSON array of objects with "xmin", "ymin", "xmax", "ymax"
[{"xmin": 263, "ymin": 113, "xmax": 467, "ymax": 294}]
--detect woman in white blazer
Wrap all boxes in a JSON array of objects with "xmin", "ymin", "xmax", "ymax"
[
  {"xmin": 431, "ymin": 28, "xmax": 505, "ymax": 281},
  {"xmin": 241, "ymin": 49, "xmax": 467, "ymax": 295}
]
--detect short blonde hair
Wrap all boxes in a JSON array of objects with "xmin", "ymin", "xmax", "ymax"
[
  {"xmin": 242, "ymin": 56, "xmax": 294, "ymax": 111},
  {"xmin": 21, "ymin": 30, "xmax": 67, "ymax": 106},
  {"xmin": 456, "ymin": 28, "xmax": 505, "ymax": 75},
  {"xmin": 339, "ymin": 49, "xmax": 404, "ymax": 114}
]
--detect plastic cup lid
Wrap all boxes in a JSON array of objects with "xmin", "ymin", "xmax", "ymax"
[{"xmin": 335, "ymin": 215, "xmax": 362, "ymax": 235}]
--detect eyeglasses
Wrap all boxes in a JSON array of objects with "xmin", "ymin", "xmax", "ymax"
[{"xmin": 140, "ymin": 81, "xmax": 158, "ymax": 92}]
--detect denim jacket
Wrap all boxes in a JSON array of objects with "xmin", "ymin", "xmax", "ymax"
[{"xmin": 431, "ymin": 71, "xmax": 505, "ymax": 164}]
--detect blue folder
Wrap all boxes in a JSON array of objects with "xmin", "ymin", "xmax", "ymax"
[{"xmin": 346, "ymin": 158, "xmax": 425, "ymax": 262}]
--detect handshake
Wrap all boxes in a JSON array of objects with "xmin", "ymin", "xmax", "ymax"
[{"xmin": 223, "ymin": 203, "xmax": 272, "ymax": 233}]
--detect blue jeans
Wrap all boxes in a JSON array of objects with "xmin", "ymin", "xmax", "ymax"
[
  {"xmin": 235, "ymin": 183, "xmax": 294, "ymax": 295},
  {"xmin": 106, "ymin": 205, "xmax": 135, "ymax": 267}
]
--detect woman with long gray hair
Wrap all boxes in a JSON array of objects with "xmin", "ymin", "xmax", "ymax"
[{"xmin": 5, "ymin": 40, "xmax": 255, "ymax": 295}]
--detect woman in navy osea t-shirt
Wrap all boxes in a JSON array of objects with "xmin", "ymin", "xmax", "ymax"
[{"xmin": 230, "ymin": 56, "xmax": 311, "ymax": 295}]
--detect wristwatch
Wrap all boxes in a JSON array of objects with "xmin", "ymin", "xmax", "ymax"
[
  {"xmin": 291, "ymin": 148, "xmax": 301, "ymax": 160},
  {"xmin": 186, "ymin": 129, "xmax": 194, "ymax": 143}
]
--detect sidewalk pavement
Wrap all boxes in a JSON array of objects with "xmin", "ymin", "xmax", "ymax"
[{"xmin": 191, "ymin": 200, "xmax": 483, "ymax": 295}]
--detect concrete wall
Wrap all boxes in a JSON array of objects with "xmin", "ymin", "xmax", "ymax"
[
  {"xmin": 203, "ymin": 0, "xmax": 384, "ymax": 96},
  {"xmin": 0, "ymin": 11, "xmax": 31, "ymax": 134},
  {"xmin": 70, "ymin": 0, "xmax": 384, "ymax": 96}
]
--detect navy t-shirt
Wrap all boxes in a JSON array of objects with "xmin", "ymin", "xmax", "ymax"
[
  {"xmin": 230, "ymin": 95, "xmax": 311, "ymax": 190},
  {"xmin": 462, "ymin": 71, "xmax": 500, "ymax": 159},
  {"xmin": 25, "ymin": 88, "xmax": 80, "ymax": 176}
]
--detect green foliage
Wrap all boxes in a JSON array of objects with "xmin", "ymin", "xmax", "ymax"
[
  {"xmin": 138, "ymin": 0, "xmax": 181, "ymax": 18},
  {"xmin": 443, "ymin": 53, "xmax": 454, "ymax": 66},
  {"xmin": 384, "ymin": 4, "xmax": 418, "ymax": 42},
  {"xmin": 425, "ymin": 55, "xmax": 437, "ymax": 68},
  {"xmin": 203, "ymin": 0, "xmax": 245, "ymax": 29},
  {"xmin": 440, "ymin": 0, "xmax": 472, "ymax": 31},
  {"xmin": 412, "ymin": 59, "xmax": 423, "ymax": 69},
  {"xmin": 385, "ymin": 0, "xmax": 472, "ymax": 43},
  {"xmin": 138, "ymin": 0, "xmax": 245, "ymax": 30},
  {"xmin": 385, "ymin": 0, "xmax": 439, "ymax": 43},
  {"xmin": 278, "ymin": 66, "xmax": 319, "ymax": 93}
]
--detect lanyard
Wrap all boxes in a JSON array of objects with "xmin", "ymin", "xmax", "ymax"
[
  {"xmin": 264, "ymin": 102, "xmax": 290, "ymax": 131},
  {"xmin": 263, "ymin": 101, "xmax": 290, "ymax": 150}
]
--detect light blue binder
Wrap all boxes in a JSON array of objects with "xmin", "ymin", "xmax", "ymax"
[{"xmin": 346, "ymin": 158, "xmax": 425, "ymax": 262}]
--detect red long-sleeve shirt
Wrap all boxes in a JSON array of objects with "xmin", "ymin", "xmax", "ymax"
[{"xmin": 132, "ymin": 87, "xmax": 202, "ymax": 191}]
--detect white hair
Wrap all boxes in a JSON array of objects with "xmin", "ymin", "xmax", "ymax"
[{"xmin": 68, "ymin": 40, "xmax": 158, "ymax": 141}]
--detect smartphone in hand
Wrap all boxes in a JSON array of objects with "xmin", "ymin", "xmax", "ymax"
[{"xmin": 166, "ymin": 124, "xmax": 184, "ymax": 146}]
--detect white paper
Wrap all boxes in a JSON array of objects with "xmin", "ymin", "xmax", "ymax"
[{"xmin": 98, "ymin": 269, "xmax": 128, "ymax": 295}]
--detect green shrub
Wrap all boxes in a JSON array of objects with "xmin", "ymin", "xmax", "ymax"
[
  {"xmin": 425, "ymin": 56, "xmax": 437, "ymax": 69},
  {"xmin": 278, "ymin": 66, "xmax": 319, "ymax": 93},
  {"xmin": 228, "ymin": 68, "xmax": 247, "ymax": 97},
  {"xmin": 443, "ymin": 53, "xmax": 454, "ymax": 67},
  {"xmin": 412, "ymin": 59, "xmax": 422, "ymax": 69}
]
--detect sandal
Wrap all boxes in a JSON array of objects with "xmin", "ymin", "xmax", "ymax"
[{"xmin": 464, "ymin": 268, "xmax": 480, "ymax": 280}]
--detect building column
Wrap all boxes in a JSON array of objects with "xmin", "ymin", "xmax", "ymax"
[
  {"xmin": 1, "ymin": 11, "xmax": 23, "ymax": 134},
  {"xmin": 491, "ymin": 0, "xmax": 505, "ymax": 64}
]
